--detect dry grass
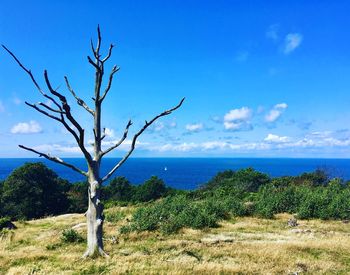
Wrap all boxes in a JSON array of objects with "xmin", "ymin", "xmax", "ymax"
[{"xmin": 1, "ymin": 209, "xmax": 350, "ymax": 274}]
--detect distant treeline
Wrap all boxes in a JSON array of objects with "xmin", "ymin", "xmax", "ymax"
[{"xmin": 1, "ymin": 162, "xmax": 350, "ymax": 233}]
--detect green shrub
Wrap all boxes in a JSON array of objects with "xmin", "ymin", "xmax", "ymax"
[
  {"xmin": 254, "ymin": 184, "xmax": 301, "ymax": 218},
  {"xmin": 297, "ymin": 169, "xmax": 329, "ymax": 186},
  {"xmin": 1, "ymin": 162, "xmax": 70, "ymax": 220},
  {"xmin": 296, "ymin": 184, "xmax": 350, "ymax": 220},
  {"xmin": 61, "ymin": 229, "xmax": 84, "ymax": 243},
  {"xmin": 200, "ymin": 168, "xmax": 270, "ymax": 194},
  {"xmin": 0, "ymin": 217, "xmax": 12, "ymax": 230},
  {"xmin": 105, "ymin": 211, "xmax": 126, "ymax": 223},
  {"xmin": 133, "ymin": 176, "xmax": 168, "ymax": 202},
  {"xmin": 122, "ymin": 195, "xmax": 230, "ymax": 234},
  {"xmin": 103, "ymin": 177, "xmax": 134, "ymax": 202}
]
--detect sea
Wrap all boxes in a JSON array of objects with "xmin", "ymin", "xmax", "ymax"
[{"xmin": 0, "ymin": 158, "xmax": 349, "ymax": 190}]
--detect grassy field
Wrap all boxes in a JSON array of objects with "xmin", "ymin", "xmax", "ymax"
[{"xmin": 1, "ymin": 207, "xmax": 350, "ymax": 274}]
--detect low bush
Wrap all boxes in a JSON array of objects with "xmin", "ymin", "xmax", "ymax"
[
  {"xmin": 121, "ymin": 195, "xmax": 238, "ymax": 234},
  {"xmin": 254, "ymin": 184, "xmax": 302, "ymax": 218},
  {"xmin": 105, "ymin": 211, "xmax": 126, "ymax": 223},
  {"xmin": 296, "ymin": 184, "xmax": 350, "ymax": 220},
  {"xmin": 0, "ymin": 217, "xmax": 13, "ymax": 230},
  {"xmin": 133, "ymin": 176, "xmax": 169, "ymax": 202},
  {"xmin": 61, "ymin": 229, "xmax": 84, "ymax": 243}
]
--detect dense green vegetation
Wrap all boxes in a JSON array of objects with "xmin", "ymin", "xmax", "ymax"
[
  {"xmin": 122, "ymin": 168, "xmax": 350, "ymax": 234},
  {"xmin": 0, "ymin": 162, "xmax": 349, "ymax": 234},
  {"xmin": 0, "ymin": 163, "xmax": 70, "ymax": 220}
]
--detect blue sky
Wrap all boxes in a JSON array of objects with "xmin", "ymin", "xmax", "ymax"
[{"xmin": 0, "ymin": 0, "xmax": 349, "ymax": 158}]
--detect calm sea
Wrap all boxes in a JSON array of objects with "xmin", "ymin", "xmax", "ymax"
[{"xmin": 0, "ymin": 158, "xmax": 349, "ymax": 190}]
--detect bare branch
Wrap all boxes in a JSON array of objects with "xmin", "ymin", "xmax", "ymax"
[
  {"xmin": 102, "ymin": 98, "xmax": 185, "ymax": 182},
  {"xmin": 19, "ymin": 145, "xmax": 87, "ymax": 176},
  {"xmin": 90, "ymin": 39, "xmax": 97, "ymax": 58},
  {"xmin": 87, "ymin": 56, "xmax": 101, "ymax": 71},
  {"xmin": 100, "ymin": 120, "xmax": 132, "ymax": 157},
  {"xmin": 96, "ymin": 24, "xmax": 102, "ymax": 58},
  {"xmin": 25, "ymin": 102, "xmax": 63, "ymax": 122},
  {"xmin": 100, "ymin": 65, "xmax": 120, "ymax": 102},
  {"xmin": 102, "ymin": 44, "xmax": 114, "ymax": 63},
  {"xmin": 101, "ymin": 127, "xmax": 106, "ymax": 141},
  {"xmin": 38, "ymin": 102, "xmax": 65, "ymax": 114},
  {"xmin": 25, "ymin": 102, "xmax": 83, "ymax": 151},
  {"xmin": 2, "ymin": 45, "xmax": 62, "ymax": 111},
  {"xmin": 44, "ymin": 71, "xmax": 93, "ymax": 164},
  {"xmin": 64, "ymin": 76, "xmax": 94, "ymax": 115}
]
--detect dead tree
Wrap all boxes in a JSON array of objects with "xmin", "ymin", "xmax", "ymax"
[{"xmin": 2, "ymin": 26, "xmax": 184, "ymax": 257}]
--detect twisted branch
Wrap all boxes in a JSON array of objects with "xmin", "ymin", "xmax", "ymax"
[
  {"xmin": 100, "ymin": 65, "xmax": 120, "ymax": 102},
  {"xmin": 100, "ymin": 120, "xmax": 132, "ymax": 157},
  {"xmin": 64, "ymin": 76, "xmax": 94, "ymax": 115},
  {"xmin": 2, "ymin": 45, "xmax": 62, "ymax": 111},
  {"xmin": 19, "ymin": 145, "xmax": 87, "ymax": 176},
  {"xmin": 102, "ymin": 97, "xmax": 185, "ymax": 182}
]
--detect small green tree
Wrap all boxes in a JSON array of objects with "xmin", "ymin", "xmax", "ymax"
[
  {"xmin": 134, "ymin": 176, "xmax": 168, "ymax": 202},
  {"xmin": 1, "ymin": 162, "xmax": 70, "ymax": 220},
  {"xmin": 103, "ymin": 176, "xmax": 134, "ymax": 202}
]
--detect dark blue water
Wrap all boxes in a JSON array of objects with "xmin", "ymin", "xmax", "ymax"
[{"xmin": 0, "ymin": 158, "xmax": 349, "ymax": 190}]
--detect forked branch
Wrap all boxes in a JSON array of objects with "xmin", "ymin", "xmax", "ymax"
[
  {"xmin": 100, "ymin": 120, "xmax": 132, "ymax": 157},
  {"xmin": 3, "ymin": 45, "xmax": 93, "ymax": 166},
  {"xmin": 2, "ymin": 45, "xmax": 62, "ymax": 111},
  {"xmin": 64, "ymin": 76, "xmax": 94, "ymax": 115},
  {"xmin": 19, "ymin": 145, "xmax": 87, "ymax": 176},
  {"xmin": 100, "ymin": 65, "xmax": 120, "ymax": 102},
  {"xmin": 102, "ymin": 97, "xmax": 185, "ymax": 182}
]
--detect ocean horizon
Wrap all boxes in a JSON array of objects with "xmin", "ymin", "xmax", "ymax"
[{"xmin": 1, "ymin": 157, "xmax": 349, "ymax": 190}]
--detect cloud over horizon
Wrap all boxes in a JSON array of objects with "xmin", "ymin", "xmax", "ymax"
[{"xmin": 11, "ymin": 121, "xmax": 42, "ymax": 134}]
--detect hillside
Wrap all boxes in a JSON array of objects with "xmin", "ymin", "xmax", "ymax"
[{"xmin": 1, "ymin": 207, "xmax": 350, "ymax": 274}]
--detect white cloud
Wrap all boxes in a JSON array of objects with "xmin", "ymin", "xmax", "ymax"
[
  {"xmin": 31, "ymin": 130, "xmax": 350, "ymax": 156},
  {"xmin": 104, "ymin": 128, "xmax": 115, "ymax": 139},
  {"xmin": 224, "ymin": 107, "xmax": 251, "ymax": 122},
  {"xmin": 284, "ymin": 33, "xmax": 303, "ymax": 54},
  {"xmin": 100, "ymin": 139, "xmax": 147, "ymax": 151},
  {"xmin": 33, "ymin": 144, "xmax": 82, "ymax": 154},
  {"xmin": 224, "ymin": 121, "xmax": 243, "ymax": 131},
  {"xmin": 11, "ymin": 120, "xmax": 42, "ymax": 134},
  {"xmin": 0, "ymin": 101, "xmax": 5, "ymax": 113},
  {"xmin": 264, "ymin": 134, "xmax": 290, "ymax": 143},
  {"xmin": 309, "ymin": 131, "xmax": 332, "ymax": 138},
  {"xmin": 223, "ymin": 107, "xmax": 252, "ymax": 131},
  {"xmin": 265, "ymin": 109, "xmax": 281, "ymax": 123},
  {"xmin": 148, "ymin": 121, "xmax": 177, "ymax": 133},
  {"xmin": 185, "ymin": 123, "xmax": 203, "ymax": 132},
  {"xmin": 265, "ymin": 103, "xmax": 288, "ymax": 123},
  {"xmin": 274, "ymin": 103, "xmax": 288, "ymax": 109},
  {"xmin": 266, "ymin": 24, "xmax": 279, "ymax": 41}
]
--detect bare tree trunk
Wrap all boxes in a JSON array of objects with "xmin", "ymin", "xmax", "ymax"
[{"xmin": 84, "ymin": 168, "xmax": 107, "ymax": 257}]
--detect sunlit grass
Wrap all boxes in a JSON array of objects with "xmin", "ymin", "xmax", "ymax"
[{"xmin": 1, "ymin": 210, "xmax": 350, "ymax": 274}]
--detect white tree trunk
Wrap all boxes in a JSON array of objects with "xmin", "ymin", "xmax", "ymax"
[{"xmin": 83, "ymin": 174, "xmax": 107, "ymax": 257}]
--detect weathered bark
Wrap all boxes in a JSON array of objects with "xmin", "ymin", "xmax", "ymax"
[
  {"xmin": 3, "ymin": 26, "xmax": 184, "ymax": 258},
  {"xmin": 84, "ymin": 168, "xmax": 106, "ymax": 257}
]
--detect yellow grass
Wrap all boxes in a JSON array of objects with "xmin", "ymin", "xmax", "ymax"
[{"xmin": 1, "ymin": 209, "xmax": 350, "ymax": 274}]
